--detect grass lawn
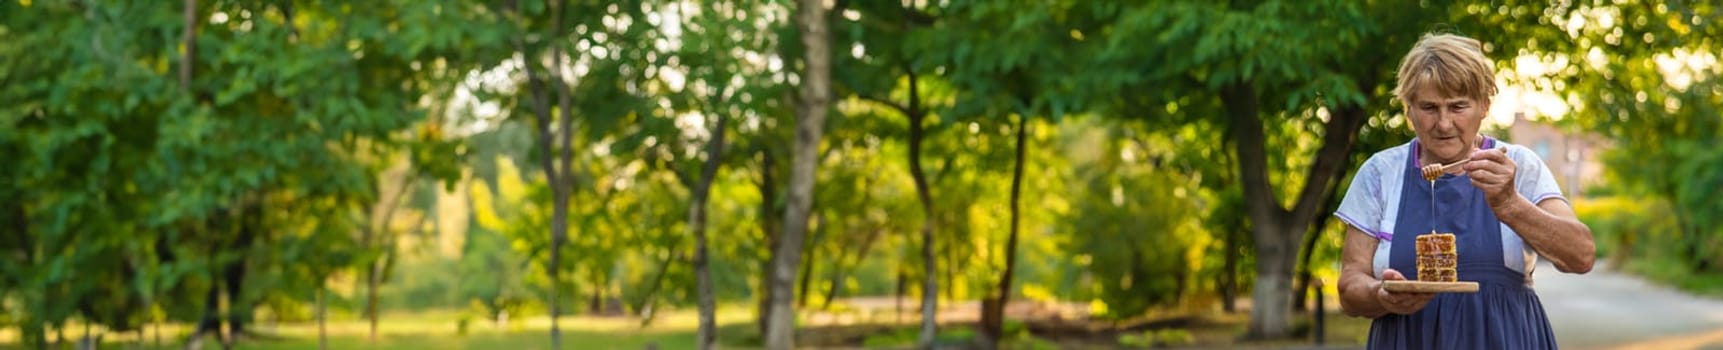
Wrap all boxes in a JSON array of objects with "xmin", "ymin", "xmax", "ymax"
[
  {"xmin": 0, "ymin": 302, "xmax": 1372, "ymax": 349},
  {"xmin": 229, "ymin": 329, "xmax": 698, "ymax": 350},
  {"xmin": 0, "ymin": 306, "xmax": 750, "ymax": 350}
]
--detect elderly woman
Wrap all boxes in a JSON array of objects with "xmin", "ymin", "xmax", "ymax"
[{"xmin": 1335, "ymin": 33, "xmax": 1597, "ymax": 349}]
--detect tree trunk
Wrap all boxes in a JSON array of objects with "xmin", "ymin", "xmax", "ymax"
[
  {"xmin": 1294, "ymin": 172, "xmax": 1346, "ymax": 313},
  {"xmin": 1247, "ymin": 227, "xmax": 1298, "ymax": 340},
  {"xmin": 691, "ymin": 111, "xmax": 728, "ymax": 350},
  {"xmin": 943, "ymin": 245, "xmax": 955, "ymax": 301},
  {"xmin": 824, "ymin": 226, "xmax": 882, "ymax": 310},
  {"xmin": 822, "ymin": 257, "xmax": 845, "ymax": 310},
  {"xmin": 904, "ymin": 66, "xmax": 938, "ymax": 348},
  {"xmin": 589, "ymin": 283, "xmax": 601, "ymax": 314},
  {"xmin": 197, "ymin": 278, "xmax": 221, "ymax": 337},
  {"xmin": 546, "ymin": 151, "xmax": 568, "ymax": 350},
  {"xmin": 1226, "ymin": 82, "xmax": 1367, "ymax": 339},
  {"xmin": 225, "ymin": 248, "xmax": 249, "ymax": 338},
  {"xmin": 632, "ymin": 237, "xmax": 679, "ymax": 314},
  {"xmin": 822, "ymin": 176, "xmax": 876, "ymax": 310},
  {"xmin": 1295, "ymin": 222, "xmax": 1323, "ymax": 312},
  {"xmin": 798, "ymin": 214, "xmax": 825, "ymax": 307},
  {"xmin": 81, "ymin": 321, "xmax": 92, "ymax": 350},
  {"xmin": 895, "ymin": 268, "xmax": 906, "ymax": 324},
  {"xmin": 983, "ymin": 113, "xmax": 1030, "ymax": 346},
  {"xmin": 367, "ymin": 164, "xmax": 417, "ymax": 343},
  {"xmin": 547, "ymin": 0, "xmax": 578, "ymax": 344},
  {"xmin": 758, "ymin": 225, "xmax": 777, "ymax": 337},
  {"xmin": 191, "ymin": 209, "xmax": 235, "ymax": 344},
  {"xmin": 1222, "ymin": 227, "xmax": 1239, "ymax": 313},
  {"xmin": 755, "ymin": 149, "xmax": 779, "ymax": 337},
  {"xmin": 510, "ymin": 0, "xmax": 573, "ymax": 346},
  {"xmin": 797, "ymin": 245, "xmax": 815, "ymax": 309},
  {"xmin": 226, "ymin": 203, "xmax": 259, "ymax": 340},
  {"xmin": 765, "ymin": 0, "xmax": 830, "ymax": 347},
  {"xmin": 819, "ymin": 240, "xmax": 849, "ymax": 311}
]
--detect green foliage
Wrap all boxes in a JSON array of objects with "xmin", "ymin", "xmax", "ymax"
[
  {"xmin": 1531, "ymin": 1, "xmax": 1723, "ymax": 272},
  {"xmin": 1, "ymin": 0, "xmax": 507, "ymax": 343},
  {"xmin": 3, "ymin": 1, "xmax": 1719, "ymax": 346},
  {"xmin": 1577, "ymin": 196, "xmax": 1723, "ymax": 296},
  {"xmin": 1057, "ymin": 118, "xmax": 1209, "ymax": 318},
  {"xmin": 1575, "ymin": 197, "xmax": 1668, "ymax": 261},
  {"xmin": 862, "ymin": 326, "xmax": 977, "ymax": 348},
  {"xmin": 1117, "ymin": 328, "xmax": 1195, "ymax": 348}
]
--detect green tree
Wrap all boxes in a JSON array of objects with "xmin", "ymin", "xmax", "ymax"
[
  {"xmin": 830, "ymin": 0, "xmax": 955, "ymax": 344},
  {"xmin": 627, "ymin": 0, "xmax": 792, "ymax": 345},
  {"xmin": 764, "ymin": 0, "xmax": 833, "ymax": 347},
  {"xmin": 1087, "ymin": 0, "xmax": 1478, "ymax": 337},
  {"xmin": 491, "ymin": 0, "xmax": 660, "ymax": 346},
  {"xmin": 906, "ymin": 1, "xmax": 1122, "ymax": 344},
  {"xmin": 1061, "ymin": 121, "xmax": 1206, "ymax": 317},
  {"xmin": 0, "ymin": 0, "xmax": 504, "ymax": 347},
  {"xmin": 1512, "ymin": 1, "xmax": 1723, "ymax": 270}
]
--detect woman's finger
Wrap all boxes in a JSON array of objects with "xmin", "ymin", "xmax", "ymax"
[
  {"xmin": 1469, "ymin": 147, "xmax": 1509, "ymax": 163},
  {"xmin": 1382, "ymin": 268, "xmax": 1406, "ymax": 281}
]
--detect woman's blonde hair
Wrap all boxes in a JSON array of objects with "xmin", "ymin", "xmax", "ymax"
[{"xmin": 1393, "ymin": 33, "xmax": 1498, "ymax": 107}]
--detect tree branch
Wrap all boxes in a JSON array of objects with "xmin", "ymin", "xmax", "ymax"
[
  {"xmin": 550, "ymin": 0, "xmax": 577, "ymax": 206},
  {"xmin": 667, "ymin": 158, "xmax": 697, "ymax": 190},
  {"xmin": 930, "ymin": 153, "xmax": 957, "ymax": 186},
  {"xmin": 698, "ymin": 114, "xmax": 728, "ymax": 190},
  {"xmin": 900, "ymin": 3, "xmax": 936, "ymax": 27},
  {"xmin": 750, "ymin": 149, "xmax": 769, "ymax": 190},
  {"xmin": 372, "ymin": 170, "xmax": 419, "ymax": 244},
  {"xmin": 1287, "ymin": 103, "xmax": 1367, "ymax": 229},
  {"xmin": 507, "ymin": 1, "xmax": 562, "ymax": 196},
  {"xmin": 857, "ymin": 94, "xmax": 912, "ymax": 118}
]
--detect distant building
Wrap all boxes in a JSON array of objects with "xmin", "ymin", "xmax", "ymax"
[{"xmin": 1506, "ymin": 112, "xmax": 1609, "ymax": 199}]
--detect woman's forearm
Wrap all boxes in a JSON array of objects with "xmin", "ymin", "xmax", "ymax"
[
  {"xmin": 1496, "ymin": 196, "xmax": 1596, "ymax": 274},
  {"xmin": 1340, "ymin": 273, "xmax": 1387, "ymax": 318},
  {"xmin": 1339, "ymin": 228, "xmax": 1388, "ymax": 318}
]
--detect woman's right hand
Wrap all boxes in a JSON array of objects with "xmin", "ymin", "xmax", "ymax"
[{"xmin": 1376, "ymin": 268, "xmax": 1436, "ymax": 315}]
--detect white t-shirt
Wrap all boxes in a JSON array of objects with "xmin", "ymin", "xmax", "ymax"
[{"xmin": 1334, "ymin": 139, "xmax": 1567, "ymax": 285}]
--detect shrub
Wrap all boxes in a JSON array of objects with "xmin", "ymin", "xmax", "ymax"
[{"xmin": 1117, "ymin": 329, "xmax": 1194, "ymax": 348}]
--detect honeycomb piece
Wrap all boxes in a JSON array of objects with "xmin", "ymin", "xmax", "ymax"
[{"xmin": 1415, "ymin": 233, "xmax": 1457, "ymax": 282}]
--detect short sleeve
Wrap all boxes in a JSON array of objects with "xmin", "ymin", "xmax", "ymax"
[
  {"xmin": 1336, "ymin": 158, "xmax": 1389, "ymax": 240},
  {"xmin": 1511, "ymin": 146, "xmax": 1567, "ymax": 205}
]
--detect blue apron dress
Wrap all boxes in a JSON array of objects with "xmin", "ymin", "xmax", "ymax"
[{"xmin": 1367, "ymin": 138, "xmax": 1561, "ymax": 349}]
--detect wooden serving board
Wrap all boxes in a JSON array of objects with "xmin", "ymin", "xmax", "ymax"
[{"xmin": 1382, "ymin": 280, "xmax": 1479, "ymax": 293}]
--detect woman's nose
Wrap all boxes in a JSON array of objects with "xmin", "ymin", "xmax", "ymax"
[
  {"xmin": 1441, "ymin": 110, "xmax": 1464, "ymax": 125},
  {"xmin": 1434, "ymin": 113, "xmax": 1459, "ymax": 132}
]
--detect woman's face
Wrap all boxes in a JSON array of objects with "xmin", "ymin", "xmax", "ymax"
[{"xmin": 1407, "ymin": 83, "xmax": 1488, "ymax": 165}]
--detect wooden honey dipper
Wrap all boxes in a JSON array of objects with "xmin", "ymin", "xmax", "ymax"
[{"xmin": 1420, "ymin": 147, "xmax": 1506, "ymax": 181}]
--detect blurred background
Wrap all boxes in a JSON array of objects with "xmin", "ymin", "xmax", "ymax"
[{"xmin": 2, "ymin": 0, "xmax": 1720, "ymax": 349}]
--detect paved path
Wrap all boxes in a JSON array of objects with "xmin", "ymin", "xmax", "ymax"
[{"xmin": 1538, "ymin": 261, "xmax": 1723, "ymax": 350}]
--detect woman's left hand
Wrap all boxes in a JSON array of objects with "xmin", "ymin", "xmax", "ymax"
[{"xmin": 1463, "ymin": 148, "xmax": 1517, "ymax": 208}]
